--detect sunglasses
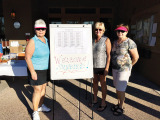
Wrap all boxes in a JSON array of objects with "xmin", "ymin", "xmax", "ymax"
[
  {"xmin": 35, "ymin": 28, "xmax": 46, "ymax": 31},
  {"xmin": 116, "ymin": 30, "xmax": 125, "ymax": 33},
  {"xmin": 95, "ymin": 29, "xmax": 102, "ymax": 31}
]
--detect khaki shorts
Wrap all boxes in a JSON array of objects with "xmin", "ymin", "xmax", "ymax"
[{"xmin": 112, "ymin": 69, "xmax": 131, "ymax": 91}]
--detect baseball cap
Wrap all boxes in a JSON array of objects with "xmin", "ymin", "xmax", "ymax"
[{"xmin": 34, "ymin": 19, "xmax": 47, "ymax": 28}]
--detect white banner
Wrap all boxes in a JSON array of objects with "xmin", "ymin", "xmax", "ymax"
[{"xmin": 49, "ymin": 24, "xmax": 93, "ymax": 80}]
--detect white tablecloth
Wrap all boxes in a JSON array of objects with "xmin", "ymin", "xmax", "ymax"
[{"xmin": 0, "ymin": 60, "xmax": 28, "ymax": 76}]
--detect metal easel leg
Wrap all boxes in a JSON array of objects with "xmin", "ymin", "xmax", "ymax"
[
  {"xmin": 85, "ymin": 78, "xmax": 88, "ymax": 100},
  {"xmin": 53, "ymin": 80, "xmax": 55, "ymax": 120},
  {"xmin": 79, "ymin": 79, "xmax": 81, "ymax": 120},
  {"xmin": 91, "ymin": 78, "xmax": 93, "ymax": 120}
]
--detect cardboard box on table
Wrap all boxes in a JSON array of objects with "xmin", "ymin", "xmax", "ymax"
[
  {"xmin": 10, "ymin": 46, "xmax": 23, "ymax": 53},
  {"xmin": 17, "ymin": 52, "xmax": 25, "ymax": 60},
  {"xmin": 9, "ymin": 40, "xmax": 26, "ymax": 53}
]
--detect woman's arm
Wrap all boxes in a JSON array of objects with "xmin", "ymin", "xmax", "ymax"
[
  {"xmin": 129, "ymin": 48, "xmax": 139, "ymax": 66},
  {"xmin": 25, "ymin": 39, "xmax": 37, "ymax": 80},
  {"xmin": 104, "ymin": 38, "xmax": 111, "ymax": 76}
]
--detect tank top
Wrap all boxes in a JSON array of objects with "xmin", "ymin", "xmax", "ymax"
[
  {"xmin": 93, "ymin": 36, "xmax": 107, "ymax": 68},
  {"xmin": 31, "ymin": 35, "xmax": 50, "ymax": 70}
]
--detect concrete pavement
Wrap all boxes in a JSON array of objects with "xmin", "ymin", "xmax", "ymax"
[{"xmin": 0, "ymin": 71, "xmax": 160, "ymax": 120}]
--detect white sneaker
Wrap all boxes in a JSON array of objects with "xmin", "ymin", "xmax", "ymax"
[
  {"xmin": 38, "ymin": 104, "xmax": 51, "ymax": 112},
  {"xmin": 32, "ymin": 111, "xmax": 40, "ymax": 120}
]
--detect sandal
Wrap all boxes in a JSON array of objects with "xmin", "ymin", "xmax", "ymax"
[
  {"xmin": 113, "ymin": 107, "xmax": 124, "ymax": 116},
  {"xmin": 111, "ymin": 104, "xmax": 119, "ymax": 111},
  {"xmin": 97, "ymin": 103, "xmax": 107, "ymax": 112},
  {"xmin": 88, "ymin": 101, "xmax": 98, "ymax": 107}
]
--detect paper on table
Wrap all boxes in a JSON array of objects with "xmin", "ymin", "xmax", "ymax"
[{"xmin": 11, "ymin": 41, "xmax": 19, "ymax": 47}]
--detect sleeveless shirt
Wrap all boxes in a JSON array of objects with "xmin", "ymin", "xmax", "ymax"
[
  {"xmin": 93, "ymin": 36, "xmax": 107, "ymax": 68},
  {"xmin": 31, "ymin": 35, "xmax": 50, "ymax": 70}
]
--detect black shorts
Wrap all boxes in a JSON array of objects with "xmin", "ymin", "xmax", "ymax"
[
  {"xmin": 94, "ymin": 68, "xmax": 105, "ymax": 75},
  {"xmin": 27, "ymin": 68, "xmax": 48, "ymax": 86}
]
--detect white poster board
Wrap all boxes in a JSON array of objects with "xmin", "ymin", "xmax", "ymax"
[{"xmin": 49, "ymin": 24, "xmax": 93, "ymax": 80}]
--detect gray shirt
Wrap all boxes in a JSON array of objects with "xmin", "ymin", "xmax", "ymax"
[
  {"xmin": 93, "ymin": 36, "xmax": 107, "ymax": 68},
  {"xmin": 111, "ymin": 38, "xmax": 137, "ymax": 71}
]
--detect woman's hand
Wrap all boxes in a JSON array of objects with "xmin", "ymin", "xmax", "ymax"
[
  {"xmin": 31, "ymin": 71, "xmax": 37, "ymax": 80},
  {"xmin": 129, "ymin": 48, "xmax": 139, "ymax": 66},
  {"xmin": 104, "ymin": 69, "xmax": 109, "ymax": 76}
]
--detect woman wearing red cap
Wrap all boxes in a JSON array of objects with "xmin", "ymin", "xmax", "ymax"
[
  {"xmin": 111, "ymin": 24, "xmax": 139, "ymax": 116},
  {"xmin": 25, "ymin": 19, "xmax": 51, "ymax": 120}
]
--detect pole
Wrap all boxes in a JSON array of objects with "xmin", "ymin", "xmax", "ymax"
[
  {"xmin": 53, "ymin": 80, "xmax": 55, "ymax": 120},
  {"xmin": 85, "ymin": 79, "xmax": 88, "ymax": 100},
  {"xmin": 91, "ymin": 78, "xmax": 93, "ymax": 120},
  {"xmin": 79, "ymin": 79, "xmax": 81, "ymax": 120}
]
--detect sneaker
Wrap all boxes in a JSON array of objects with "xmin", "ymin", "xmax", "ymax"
[
  {"xmin": 32, "ymin": 111, "xmax": 40, "ymax": 120},
  {"xmin": 38, "ymin": 104, "xmax": 51, "ymax": 112}
]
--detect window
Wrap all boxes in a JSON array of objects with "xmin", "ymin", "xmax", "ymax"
[
  {"xmin": 0, "ymin": 17, "xmax": 5, "ymax": 37},
  {"xmin": 135, "ymin": 15, "xmax": 154, "ymax": 46},
  {"xmin": 100, "ymin": 8, "xmax": 112, "ymax": 14},
  {"xmin": 82, "ymin": 21, "xmax": 94, "ymax": 25},
  {"xmin": 49, "ymin": 18, "xmax": 62, "ymax": 24},
  {"xmin": 65, "ymin": 8, "xmax": 96, "ymax": 14},
  {"xmin": 66, "ymin": 21, "xmax": 79, "ymax": 24}
]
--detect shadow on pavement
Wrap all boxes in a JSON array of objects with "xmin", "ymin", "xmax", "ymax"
[
  {"xmin": 3, "ymin": 76, "xmax": 54, "ymax": 120},
  {"xmin": 53, "ymin": 71, "xmax": 160, "ymax": 120},
  {"xmin": 53, "ymin": 80, "xmax": 133, "ymax": 120},
  {"xmin": 86, "ymin": 72, "xmax": 160, "ymax": 119},
  {"xmin": 2, "ymin": 76, "xmax": 32, "ymax": 119}
]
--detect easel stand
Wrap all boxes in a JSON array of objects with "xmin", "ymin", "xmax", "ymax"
[
  {"xmin": 53, "ymin": 81, "xmax": 55, "ymax": 120},
  {"xmin": 78, "ymin": 79, "xmax": 81, "ymax": 120},
  {"xmin": 78, "ymin": 78, "xmax": 94, "ymax": 120},
  {"xmin": 91, "ymin": 78, "xmax": 94, "ymax": 120},
  {"xmin": 52, "ymin": 78, "xmax": 94, "ymax": 120}
]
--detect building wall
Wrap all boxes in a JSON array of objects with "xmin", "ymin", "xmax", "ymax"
[
  {"xmin": 117, "ymin": 1, "xmax": 160, "ymax": 86},
  {"xmin": 0, "ymin": 0, "xmax": 3, "ymax": 16},
  {"xmin": 133, "ymin": 5, "xmax": 160, "ymax": 86},
  {"xmin": 47, "ymin": 0, "xmax": 118, "ymax": 39},
  {"xmin": 3, "ymin": 0, "xmax": 33, "ymax": 40},
  {"xmin": 2, "ymin": 0, "xmax": 118, "ymax": 40},
  {"xmin": 2, "ymin": 0, "xmax": 160, "ymax": 86},
  {"xmin": 31, "ymin": 0, "xmax": 48, "ymax": 24},
  {"xmin": 116, "ymin": 0, "xmax": 160, "ymax": 24},
  {"xmin": 48, "ymin": 0, "xmax": 118, "ymax": 7}
]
